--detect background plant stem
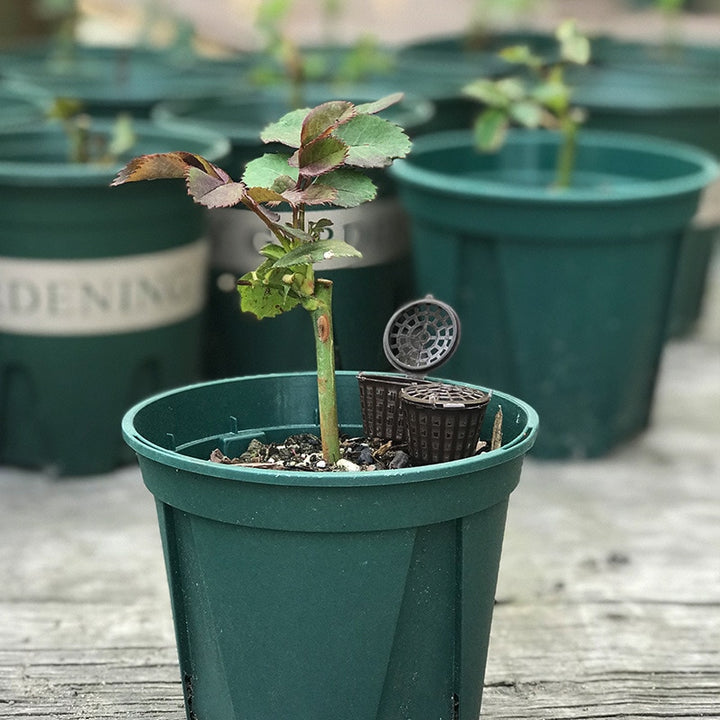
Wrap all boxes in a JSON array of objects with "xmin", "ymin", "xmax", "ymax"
[{"xmin": 555, "ymin": 120, "xmax": 577, "ymax": 188}]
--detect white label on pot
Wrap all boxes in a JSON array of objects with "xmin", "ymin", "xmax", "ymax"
[
  {"xmin": 208, "ymin": 199, "xmax": 411, "ymax": 273},
  {"xmin": 0, "ymin": 239, "xmax": 208, "ymax": 336}
]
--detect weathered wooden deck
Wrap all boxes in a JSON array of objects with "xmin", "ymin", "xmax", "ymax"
[{"xmin": 2, "ymin": 246, "xmax": 718, "ymax": 718}]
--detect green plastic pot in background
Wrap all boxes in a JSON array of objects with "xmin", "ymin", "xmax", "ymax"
[
  {"xmin": 0, "ymin": 81, "xmax": 45, "ymax": 127},
  {"xmin": 154, "ymin": 90, "xmax": 434, "ymax": 377},
  {"xmin": 0, "ymin": 121, "xmax": 230, "ymax": 476},
  {"xmin": 572, "ymin": 64, "xmax": 720, "ymax": 336},
  {"xmin": 390, "ymin": 129, "xmax": 718, "ymax": 459},
  {"xmin": 591, "ymin": 36, "xmax": 720, "ymax": 80},
  {"xmin": 0, "ymin": 44, "xmax": 247, "ymax": 118},
  {"xmin": 122, "ymin": 371, "xmax": 538, "ymax": 720}
]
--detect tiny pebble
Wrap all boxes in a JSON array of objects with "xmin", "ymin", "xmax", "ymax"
[
  {"xmin": 316, "ymin": 460, "xmax": 327, "ymax": 469},
  {"xmin": 335, "ymin": 458, "xmax": 361, "ymax": 472},
  {"xmin": 389, "ymin": 450, "xmax": 410, "ymax": 469},
  {"xmin": 358, "ymin": 447, "xmax": 375, "ymax": 465}
]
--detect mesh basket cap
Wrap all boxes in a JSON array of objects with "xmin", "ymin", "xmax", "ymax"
[
  {"xmin": 400, "ymin": 382, "xmax": 490, "ymax": 409},
  {"xmin": 383, "ymin": 296, "xmax": 461, "ymax": 375}
]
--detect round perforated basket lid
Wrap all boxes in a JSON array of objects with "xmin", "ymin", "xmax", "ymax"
[
  {"xmin": 383, "ymin": 296, "xmax": 461, "ymax": 375},
  {"xmin": 400, "ymin": 382, "xmax": 490, "ymax": 408}
]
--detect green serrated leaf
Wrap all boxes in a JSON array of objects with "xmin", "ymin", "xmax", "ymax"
[
  {"xmin": 237, "ymin": 259, "xmax": 302, "ymax": 319},
  {"xmin": 509, "ymin": 99, "xmax": 543, "ymax": 128},
  {"xmin": 473, "ymin": 108, "xmax": 509, "ymax": 151},
  {"xmin": 309, "ymin": 217, "xmax": 333, "ymax": 234},
  {"xmin": 260, "ymin": 107, "xmax": 308, "ymax": 148},
  {"xmin": 258, "ymin": 243, "xmax": 286, "ymax": 260},
  {"xmin": 561, "ymin": 35, "xmax": 590, "ymax": 66},
  {"xmin": 532, "ymin": 76, "xmax": 570, "ymax": 114},
  {"xmin": 556, "ymin": 19, "xmax": 590, "ymax": 65},
  {"xmin": 315, "ymin": 169, "xmax": 376, "ymax": 207},
  {"xmin": 270, "ymin": 174, "xmax": 297, "ymax": 193},
  {"xmin": 277, "ymin": 224, "xmax": 316, "ymax": 244},
  {"xmin": 242, "ymin": 153, "xmax": 297, "ymax": 189},
  {"xmin": 462, "ymin": 79, "xmax": 508, "ymax": 107},
  {"xmin": 333, "ymin": 114, "xmax": 411, "ymax": 168},
  {"xmin": 495, "ymin": 77, "xmax": 527, "ymax": 103},
  {"xmin": 107, "ymin": 113, "xmax": 136, "ymax": 158},
  {"xmin": 274, "ymin": 239, "xmax": 362, "ymax": 268}
]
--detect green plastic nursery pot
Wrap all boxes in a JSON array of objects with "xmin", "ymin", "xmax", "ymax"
[
  {"xmin": 572, "ymin": 65, "xmax": 720, "ymax": 336},
  {"xmin": 0, "ymin": 45, "xmax": 244, "ymax": 118},
  {"xmin": 154, "ymin": 90, "xmax": 433, "ymax": 377},
  {"xmin": 591, "ymin": 36, "xmax": 720, "ymax": 81},
  {"xmin": 0, "ymin": 121, "xmax": 229, "ymax": 475},
  {"xmin": 0, "ymin": 82, "xmax": 45, "ymax": 127},
  {"xmin": 390, "ymin": 129, "xmax": 719, "ymax": 458},
  {"xmin": 122, "ymin": 371, "xmax": 538, "ymax": 720}
]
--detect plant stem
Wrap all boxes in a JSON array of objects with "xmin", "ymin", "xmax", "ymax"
[
  {"xmin": 310, "ymin": 279, "xmax": 340, "ymax": 464},
  {"xmin": 555, "ymin": 119, "xmax": 577, "ymax": 189}
]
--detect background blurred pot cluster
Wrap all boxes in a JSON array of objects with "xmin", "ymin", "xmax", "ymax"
[{"xmin": 0, "ymin": 0, "xmax": 717, "ymax": 473}]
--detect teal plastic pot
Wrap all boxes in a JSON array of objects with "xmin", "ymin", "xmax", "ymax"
[
  {"xmin": 122, "ymin": 371, "xmax": 538, "ymax": 720},
  {"xmin": 591, "ymin": 36, "xmax": 720, "ymax": 81},
  {"xmin": 0, "ymin": 45, "xmax": 245, "ymax": 117},
  {"xmin": 154, "ymin": 90, "xmax": 433, "ymax": 377},
  {"xmin": 0, "ymin": 81, "xmax": 45, "ymax": 127},
  {"xmin": 573, "ymin": 65, "xmax": 720, "ymax": 156},
  {"xmin": 390, "ymin": 129, "xmax": 719, "ymax": 458},
  {"xmin": 572, "ymin": 64, "xmax": 720, "ymax": 337},
  {"xmin": 0, "ymin": 121, "xmax": 230, "ymax": 476}
]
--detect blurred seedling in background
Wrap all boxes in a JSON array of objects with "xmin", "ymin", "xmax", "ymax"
[{"xmin": 463, "ymin": 19, "xmax": 590, "ymax": 188}]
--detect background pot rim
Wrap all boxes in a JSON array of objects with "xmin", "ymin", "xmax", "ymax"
[
  {"xmin": 0, "ymin": 119, "xmax": 230, "ymax": 184},
  {"xmin": 389, "ymin": 128, "xmax": 720, "ymax": 205}
]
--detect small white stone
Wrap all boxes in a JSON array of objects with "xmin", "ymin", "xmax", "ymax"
[{"xmin": 335, "ymin": 458, "xmax": 361, "ymax": 472}]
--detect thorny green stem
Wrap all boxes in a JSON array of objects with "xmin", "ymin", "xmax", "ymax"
[{"xmin": 309, "ymin": 279, "xmax": 340, "ymax": 464}]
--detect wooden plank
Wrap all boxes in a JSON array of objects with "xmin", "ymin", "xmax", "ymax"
[{"xmin": 483, "ymin": 601, "xmax": 720, "ymax": 717}]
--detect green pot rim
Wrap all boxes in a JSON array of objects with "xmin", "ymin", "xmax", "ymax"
[
  {"xmin": 0, "ymin": 119, "xmax": 230, "ymax": 185},
  {"xmin": 122, "ymin": 370, "xmax": 539, "ymax": 488},
  {"xmin": 389, "ymin": 128, "xmax": 719, "ymax": 204}
]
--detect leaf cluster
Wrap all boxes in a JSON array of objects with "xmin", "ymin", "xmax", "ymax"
[
  {"xmin": 111, "ymin": 94, "xmax": 410, "ymax": 318},
  {"xmin": 463, "ymin": 19, "xmax": 590, "ymax": 152}
]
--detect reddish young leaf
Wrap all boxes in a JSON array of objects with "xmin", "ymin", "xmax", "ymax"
[
  {"xmin": 300, "ymin": 101, "xmax": 355, "ymax": 145},
  {"xmin": 186, "ymin": 167, "xmax": 247, "ymax": 208},
  {"xmin": 281, "ymin": 184, "xmax": 338, "ymax": 207},
  {"xmin": 111, "ymin": 151, "xmax": 229, "ymax": 186},
  {"xmin": 246, "ymin": 186, "xmax": 288, "ymax": 206},
  {"xmin": 290, "ymin": 136, "xmax": 348, "ymax": 177}
]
